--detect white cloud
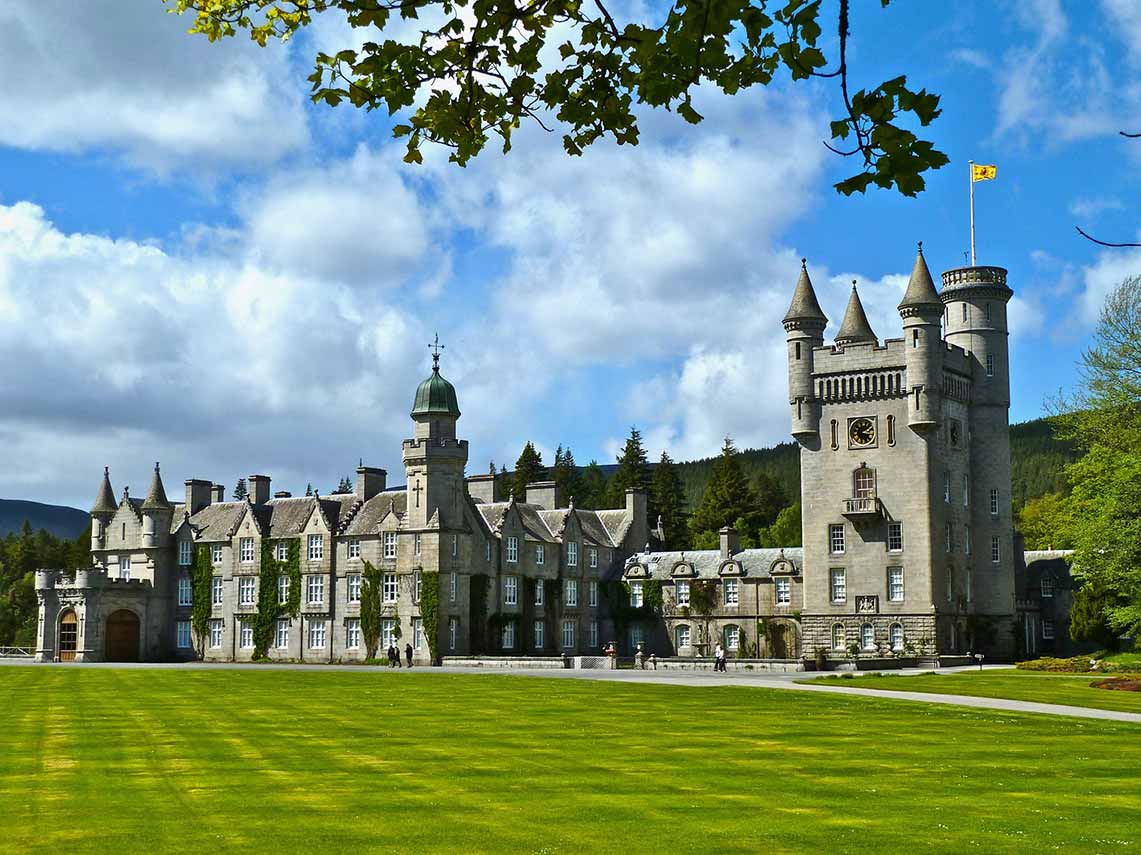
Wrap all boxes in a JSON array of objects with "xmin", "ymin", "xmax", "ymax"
[
  {"xmin": 1069, "ymin": 196, "xmax": 1125, "ymax": 219},
  {"xmin": 0, "ymin": 0, "xmax": 309, "ymax": 172},
  {"xmin": 1077, "ymin": 236, "xmax": 1141, "ymax": 324}
]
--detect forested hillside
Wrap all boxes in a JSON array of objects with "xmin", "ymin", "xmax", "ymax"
[{"xmin": 0, "ymin": 500, "xmax": 88, "ymax": 539}]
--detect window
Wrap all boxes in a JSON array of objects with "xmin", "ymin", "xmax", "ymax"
[
  {"xmin": 675, "ymin": 580, "xmax": 690, "ymax": 607},
  {"xmin": 208, "ymin": 619, "xmax": 223, "ymax": 649},
  {"xmin": 178, "ymin": 540, "xmax": 192, "ymax": 566},
  {"xmin": 854, "ymin": 468, "xmax": 875, "ymax": 499},
  {"xmin": 414, "ymin": 534, "xmax": 422, "ymax": 557},
  {"xmin": 912, "ymin": 329, "xmax": 919, "ymax": 349},
  {"xmin": 562, "ymin": 619, "xmax": 576, "ymax": 649},
  {"xmin": 830, "ymin": 569, "xmax": 846, "ymax": 603},
  {"xmin": 504, "ymin": 575, "xmax": 518, "ymax": 606},
  {"xmin": 887, "ymin": 415, "xmax": 896, "ymax": 446},
  {"xmin": 889, "ymin": 623, "xmax": 904, "ymax": 651},
  {"xmin": 383, "ymin": 532, "xmax": 397, "ymax": 559},
  {"xmin": 991, "ymin": 535, "xmax": 1001, "ymax": 564},
  {"xmin": 306, "ymin": 575, "xmax": 325, "ymax": 605},
  {"xmin": 965, "ymin": 528, "xmax": 972, "ymax": 555},
  {"xmin": 413, "ymin": 618, "xmax": 424, "ymax": 650},
  {"xmin": 589, "ymin": 620, "xmax": 599, "ymax": 649},
  {"xmin": 452, "ymin": 534, "xmax": 458, "ymax": 557},
  {"xmin": 277, "ymin": 574, "xmax": 289, "ymax": 605},
  {"xmin": 1042, "ymin": 619, "xmax": 1055, "ymax": 640},
  {"xmin": 178, "ymin": 576, "xmax": 192, "ymax": 607},
  {"xmin": 588, "ymin": 580, "xmax": 598, "ymax": 607},
  {"xmin": 535, "ymin": 578, "xmax": 544, "ymax": 606},
  {"xmin": 275, "ymin": 619, "xmax": 289, "ymax": 649},
  {"xmin": 347, "ymin": 538, "xmax": 361, "ymax": 559},
  {"xmin": 346, "ymin": 618, "xmax": 361, "ymax": 649},
  {"xmin": 831, "ymin": 623, "xmax": 845, "ymax": 650},
  {"xmin": 449, "ymin": 572, "xmax": 457, "ymax": 603},
  {"xmin": 963, "ymin": 474, "xmax": 970, "ymax": 507},
  {"xmin": 414, "ymin": 571, "xmax": 422, "ymax": 603},
  {"xmin": 211, "ymin": 544, "xmax": 223, "ymax": 564},
  {"xmin": 629, "ymin": 624, "xmax": 644, "ymax": 650},
  {"xmin": 829, "ymin": 524, "xmax": 845, "ymax": 554},
  {"xmin": 961, "ymin": 302, "xmax": 968, "ymax": 322},
  {"xmin": 830, "ymin": 419, "xmax": 838, "ymax": 450},
  {"xmin": 989, "ymin": 488, "xmax": 1000, "ymax": 516},
  {"xmin": 535, "ymin": 544, "xmax": 545, "ymax": 565},
  {"xmin": 946, "ymin": 569, "xmax": 953, "ymax": 602},
  {"xmin": 725, "ymin": 578, "xmax": 739, "ymax": 606},
  {"xmin": 381, "ymin": 619, "xmax": 396, "ymax": 648},
  {"xmin": 985, "ymin": 302, "xmax": 991, "ymax": 321},
  {"xmin": 239, "ymin": 576, "xmax": 256, "ymax": 607},
  {"xmin": 118, "ymin": 556, "xmax": 130, "ymax": 581},
  {"xmin": 501, "ymin": 621, "xmax": 515, "ymax": 649},
  {"xmin": 240, "ymin": 537, "xmax": 255, "ymax": 563},
  {"xmin": 888, "ymin": 567, "xmax": 904, "ymax": 602},
  {"xmin": 943, "ymin": 472, "xmax": 951, "ymax": 503},
  {"xmin": 347, "ymin": 574, "xmax": 361, "ymax": 604},
  {"xmin": 448, "ymin": 617, "xmax": 458, "ymax": 651},
  {"xmin": 1041, "ymin": 577, "xmax": 1054, "ymax": 598},
  {"xmin": 211, "ymin": 575, "xmax": 223, "ymax": 605},
  {"xmin": 590, "ymin": 548, "xmax": 598, "ymax": 568},
  {"xmin": 630, "ymin": 581, "xmax": 643, "ymax": 608},
  {"xmin": 966, "ymin": 569, "xmax": 973, "ymax": 603},
  {"xmin": 888, "ymin": 522, "xmax": 904, "ymax": 552},
  {"xmin": 675, "ymin": 625, "xmax": 691, "ymax": 649},
  {"xmin": 725, "ymin": 625, "xmax": 740, "ymax": 651},
  {"xmin": 506, "ymin": 536, "xmax": 518, "ymax": 563},
  {"xmin": 307, "ymin": 534, "xmax": 324, "ymax": 561},
  {"xmin": 275, "ymin": 541, "xmax": 288, "ymax": 561},
  {"xmin": 176, "ymin": 621, "xmax": 192, "ymax": 649},
  {"xmin": 383, "ymin": 573, "xmax": 398, "ymax": 603},
  {"xmin": 240, "ymin": 621, "xmax": 253, "ymax": 649},
  {"xmin": 945, "ymin": 522, "xmax": 953, "ymax": 553},
  {"xmin": 771, "ymin": 577, "xmax": 788, "ymax": 605},
  {"xmin": 534, "ymin": 620, "xmax": 545, "ymax": 649},
  {"xmin": 860, "ymin": 623, "xmax": 874, "ymax": 650},
  {"xmin": 986, "ymin": 353, "xmax": 995, "ymax": 377},
  {"xmin": 568, "ymin": 542, "xmax": 579, "ymax": 567},
  {"xmin": 308, "ymin": 619, "xmax": 327, "ymax": 649},
  {"xmin": 795, "ymin": 341, "xmax": 801, "ymax": 360},
  {"xmin": 485, "ymin": 541, "xmax": 491, "ymax": 562},
  {"xmin": 564, "ymin": 579, "xmax": 578, "ymax": 607}
]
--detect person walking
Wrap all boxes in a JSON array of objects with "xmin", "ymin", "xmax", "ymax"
[
  {"xmin": 405, "ymin": 643, "xmax": 414, "ymax": 668},
  {"xmin": 714, "ymin": 643, "xmax": 726, "ymax": 673},
  {"xmin": 386, "ymin": 644, "xmax": 396, "ymax": 667}
]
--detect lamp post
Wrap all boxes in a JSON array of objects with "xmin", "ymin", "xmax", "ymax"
[{"xmin": 974, "ymin": 652, "xmax": 985, "ymax": 671}]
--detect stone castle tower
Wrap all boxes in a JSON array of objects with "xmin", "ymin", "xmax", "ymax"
[{"xmin": 784, "ymin": 245, "xmax": 1015, "ymax": 659}]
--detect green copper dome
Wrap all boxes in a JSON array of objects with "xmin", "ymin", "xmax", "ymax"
[{"xmin": 411, "ymin": 367, "xmax": 460, "ymax": 418}]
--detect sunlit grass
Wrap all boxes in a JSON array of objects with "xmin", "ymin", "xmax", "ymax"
[{"xmin": 0, "ymin": 666, "xmax": 1137, "ymax": 853}]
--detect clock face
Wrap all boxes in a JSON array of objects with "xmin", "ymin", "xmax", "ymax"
[{"xmin": 849, "ymin": 417, "xmax": 876, "ymax": 447}]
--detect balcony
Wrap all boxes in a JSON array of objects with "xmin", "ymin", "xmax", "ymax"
[{"xmin": 842, "ymin": 496, "xmax": 881, "ymax": 520}]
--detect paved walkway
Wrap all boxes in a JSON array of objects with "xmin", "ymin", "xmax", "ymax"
[{"xmin": 3, "ymin": 658, "xmax": 1138, "ymax": 723}]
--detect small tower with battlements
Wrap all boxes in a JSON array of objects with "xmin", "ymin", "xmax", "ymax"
[{"xmin": 783, "ymin": 260, "xmax": 828, "ymax": 441}]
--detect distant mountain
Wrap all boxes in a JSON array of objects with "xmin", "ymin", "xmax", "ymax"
[{"xmin": 0, "ymin": 500, "xmax": 89, "ymax": 539}]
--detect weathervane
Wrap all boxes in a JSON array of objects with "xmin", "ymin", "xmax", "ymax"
[{"xmin": 429, "ymin": 332, "xmax": 445, "ymax": 371}]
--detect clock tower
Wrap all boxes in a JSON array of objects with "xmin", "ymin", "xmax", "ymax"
[{"xmin": 784, "ymin": 244, "xmax": 1015, "ymax": 661}]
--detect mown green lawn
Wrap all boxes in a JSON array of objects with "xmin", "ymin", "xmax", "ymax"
[
  {"xmin": 1, "ymin": 666, "xmax": 1138, "ymax": 854},
  {"xmin": 808, "ymin": 669, "xmax": 1141, "ymax": 714}
]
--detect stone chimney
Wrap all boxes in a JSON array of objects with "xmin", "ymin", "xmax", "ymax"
[
  {"xmin": 466, "ymin": 473, "xmax": 502, "ymax": 504},
  {"xmin": 249, "ymin": 474, "xmax": 271, "ymax": 505},
  {"xmin": 356, "ymin": 466, "xmax": 387, "ymax": 502},
  {"xmin": 184, "ymin": 479, "xmax": 212, "ymax": 515},
  {"xmin": 274, "ymin": 490, "xmax": 292, "ymax": 499},
  {"xmin": 625, "ymin": 488, "xmax": 648, "ymax": 551},
  {"xmin": 719, "ymin": 526, "xmax": 740, "ymax": 559},
  {"xmin": 525, "ymin": 480, "xmax": 562, "ymax": 511},
  {"xmin": 210, "ymin": 484, "xmax": 225, "ymax": 503}
]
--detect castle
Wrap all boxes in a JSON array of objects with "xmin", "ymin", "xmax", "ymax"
[{"xmin": 36, "ymin": 245, "xmax": 1033, "ymax": 665}]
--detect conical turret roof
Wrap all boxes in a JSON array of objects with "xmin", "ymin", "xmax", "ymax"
[
  {"xmin": 835, "ymin": 284, "xmax": 877, "ymax": 345},
  {"xmin": 897, "ymin": 242, "xmax": 943, "ymax": 313},
  {"xmin": 782, "ymin": 259, "xmax": 828, "ymax": 327},
  {"xmin": 141, "ymin": 462, "xmax": 172, "ymax": 511},
  {"xmin": 92, "ymin": 467, "xmax": 117, "ymax": 514}
]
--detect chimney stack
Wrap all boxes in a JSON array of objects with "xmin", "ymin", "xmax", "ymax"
[
  {"xmin": 210, "ymin": 484, "xmax": 225, "ymax": 503},
  {"xmin": 184, "ymin": 479, "xmax": 212, "ymax": 515},
  {"xmin": 466, "ymin": 473, "xmax": 502, "ymax": 504},
  {"xmin": 356, "ymin": 466, "xmax": 387, "ymax": 502},
  {"xmin": 719, "ymin": 526, "xmax": 740, "ymax": 559},
  {"xmin": 249, "ymin": 474, "xmax": 271, "ymax": 504},
  {"xmin": 525, "ymin": 481, "xmax": 562, "ymax": 511}
]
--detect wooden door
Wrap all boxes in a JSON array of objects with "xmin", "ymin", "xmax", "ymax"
[
  {"xmin": 105, "ymin": 610, "xmax": 140, "ymax": 662},
  {"xmin": 59, "ymin": 611, "xmax": 78, "ymax": 662}
]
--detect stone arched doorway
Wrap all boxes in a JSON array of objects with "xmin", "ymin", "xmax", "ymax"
[
  {"xmin": 58, "ymin": 610, "xmax": 78, "ymax": 662},
  {"xmin": 105, "ymin": 610, "xmax": 140, "ymax": 662},
  {"xmin": 769, "ymin": 620, "xmax": 801, "ymax": 660}
]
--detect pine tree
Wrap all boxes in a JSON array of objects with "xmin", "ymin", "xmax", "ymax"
[
  {"xmin": 688, "ymin": 437, "xmax": 758, "ymax": 544},
  {"xmin": 751, "ymin": 471, "xmax": 788, "ymax": 530},
  {"xmin": 333, "ymin": 476, "xmax": 353, "ymax": 494},
  {"xmin": 511, "ymin": 442, "xmax": 545, "ymax": 501},
  {"xmin": 579, "ymin": 460, "xmax": 608, "ymax": 510},
  {"xmin": 305, "ymin": 483, "xmax": 313, "ymax": 497},
  {"xmin": 233, "ymin": 478, "xmax": 249, "ymax": 500},
  {"xmin": 651, "ymin": 451, "xmax": 687, "ymax": 549},
  {"xmin": 606, "ymin": 426, "xmax": 651, "ymax": 507},
  {"xmin": 552, "ymin": 445, "xmax": 584, "ymax": 505}
]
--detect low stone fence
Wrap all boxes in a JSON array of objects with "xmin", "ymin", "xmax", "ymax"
[
  {"xmin": 646, "ymin": 657, "xmax": 805, "ymax": 673},
  {"xmin": 441, "ymin": 656, "xmax": 569, "ymax": 669}
]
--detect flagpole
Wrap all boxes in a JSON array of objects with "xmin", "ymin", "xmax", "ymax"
[{"xmin": 968, "ymin": 159, "xmax": 976, "ymax": 266}]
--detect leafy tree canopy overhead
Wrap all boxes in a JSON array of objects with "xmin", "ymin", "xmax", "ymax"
[{"xmin": 168, "ymin": 0, "xmax": 947, "ymax": 196}]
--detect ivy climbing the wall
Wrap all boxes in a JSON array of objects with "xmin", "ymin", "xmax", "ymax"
[
  {"xmin": 361, "ymin": 560, "xmax": 382, "ymax": 660},
  {"xmin": 189, "ymin": 544, "xmax": 213, "ymax": 656},
  {"xmin": 420, "ymin": 570, "xmax": 439, "ymax": 663},
  {"xmin": 251, "ymin": 540, "xmax": 282, "ymax": 659},
  {"xmin": 283, "ymin": 538, "xmax": 301, "ymax": 618}
]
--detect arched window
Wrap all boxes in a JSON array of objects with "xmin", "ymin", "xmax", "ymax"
[
  {"xmin": 889, "ymin": 623, "xmax": 904, "ymax": 651},
  {"xmin": 831, "ymin": 623, "xmax": 845, "ymax": 650},
  {"xmin": 675, "ymin": 625, "xmax": 691, "ymax": 650},
  {"xmin": 853, "ymin": 467, "xmax": 876, "ymax": 499},
  {"xmin": 58, "ymin": 610, "xmax": 78, "ymax": 662},
  {"xmin": 861, "ymin": 623, "xmax": 875, "ymax": 650}
]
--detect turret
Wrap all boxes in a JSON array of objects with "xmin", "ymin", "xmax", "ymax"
[
  {"xmin": 940, "ymin": 264, "xmax": 1012, "ymax": 407},
  {"xmin": 898, "ymin": 242, "xmax": 944, "ymax": 429},
  {"xmin": 91, "ymin": 466, "xmax": 116, "ymax": 550},
  {"xmin": 140, "ymin": 462, "xmax": 173, "ymax": 548},
  {"xmin": 783, "ymin": 260, "xmax": 828, "ymax": 439}
]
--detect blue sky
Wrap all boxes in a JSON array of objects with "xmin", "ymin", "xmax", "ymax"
[{"xmin": 0, "ymin": 0, "xmax": 1138, "ymax": 509}]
